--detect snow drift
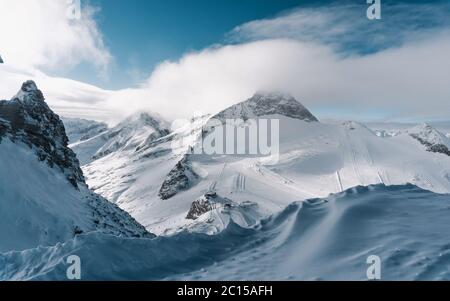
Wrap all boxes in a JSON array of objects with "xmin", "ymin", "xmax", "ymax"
[{"xmin": 1, "ymin": 184, "xmax": 449, "ymax": 280}]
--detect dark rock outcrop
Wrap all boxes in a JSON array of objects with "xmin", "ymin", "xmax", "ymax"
[
  {"xmin": 215, "ymin": 92, "xmax": 318, "ymax": 122},
  {"xmin": 410, "ymin": 134, "xmax": 450, "ymax": 157},
  {"xmin": 409, "ymin": 124, "xmax": 450, "ymax": 157},
  {"xmin": 0, "ymin": 81, "xmax": 84, "ymax": 188},
  {"xmin": 186, "ymin": 198, "xmax": 213, "ymax": 220},
  {"xmin": 186, "ymin": 192, "xmax": 233, "ymax": 220},
  {"xmin": 158, "ymin": 155, "xmax": 199, "ymax": 200}
]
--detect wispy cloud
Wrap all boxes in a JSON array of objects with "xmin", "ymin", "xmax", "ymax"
[
  {"xmin": 103, "ymin": 34, "xmax": 450, "ymax": 122},
  {"xmin": 0, "ymin": 0, "xmax": 111, "ymax": 73},
  {"xmin": 1, "ymin": 2, "xmax": 449, "ymax": 123},
  {"xmin": 228, "ymin": 3, "xmax": 450, "ymax": 55}
]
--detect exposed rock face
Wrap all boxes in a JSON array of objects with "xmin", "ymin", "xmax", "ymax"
[
  {"xmin": 0, "ymin": 81, "xmax": 84, "ymax": 188},
  {"xmin": 186, "ymin": 193, "xmax": 234, "ymax": 220},
  {"xmin": 409, "ymin": 124, "xmax": 450, "ymax": 157},
  {"xmin": 0, "ymin": 55, "xmax": 3, "ymax": 63},
  {"xmin": 86, "ymin": 190, "xmax": 153, "ymax": 238},
  {"xmin": 410, "ymin": 134, "xmax": 450, "ymax": 156},
  {"xmin": 158, "ymin": 155, "xmax": 198, "ymax": 200},
  {"xmin": 215, "ymin": 92, "xmax": 318, "ymax": 122},
  {"xmin": 186, "ymin": 197, "xmax": 212, "ymax": 220}
]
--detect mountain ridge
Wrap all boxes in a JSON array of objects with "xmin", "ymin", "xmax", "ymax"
[
  {"xmin": 0, "ymin": 81, "xmax": 153, "ymax": 252},
  {"xmin": 0, "ymin": 80, "xmax": 84, "ymax": 187},
  {"xmin": 214, "ymin": 92, "xmax": 318, "ymax": 122}
]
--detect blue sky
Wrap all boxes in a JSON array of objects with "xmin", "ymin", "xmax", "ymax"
[
  {"xmin": 54, "ymin": 0, "xmax": 450, "ymax": 90},
  {"xmin": 1, "ymin": 0, "xmax": 449, "ymax": 122},
  {"xmin": 63, "ymin": 0, "xmax": 307, "ymax": 89}
]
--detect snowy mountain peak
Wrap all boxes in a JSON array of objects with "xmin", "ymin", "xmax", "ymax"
[
  {"xmin": 408, "ymin": 123, "xmax": 449, "ymax": 145},
  {"xmin": 119, "ymin": 111, "xmax": 168, "ymax": 130},
  {"xmin": 0, "ymin": 81, "xmax": 84, "ymax": 188},
  {"xmin": 12, "ymin": 80, "xmax": 48, "ymax": 108},
  {"xmin": 215, "ymin": 92, "xmax": 318, "ymax": 122},
  {"xmin": 21, "ymin": 80, "xmax": 38, "ymax": 92},
  {"xmin": 253, "ymin": 90, "xmax": 296, "ymax": 102}
]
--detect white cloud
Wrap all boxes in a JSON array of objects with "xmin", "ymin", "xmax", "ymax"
[
  {"xmin": 0, "ymin": 0, "xmax": 111, "ymax": 72},
  {"xmin": 228, "ymin": 3, "xmax": 450, "ymax": 55},
  {"xmin": 1, "ymin": 2, "xmax": 449, "ymax": 124},
  {"xmin": 102, "ymin": 33, "xmax": 450, "ymax": 123},
  {"xmin": 0, "ymin": 64, "xmax": 115, "ymax": 122}
]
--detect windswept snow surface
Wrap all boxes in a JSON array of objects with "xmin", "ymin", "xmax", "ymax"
[{"xmin": 1, "ymin": 184, "xmax": 449, "ymax": 281}]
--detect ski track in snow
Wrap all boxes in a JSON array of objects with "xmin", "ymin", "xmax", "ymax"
[
  {"xmin": 233, "ymin": 173, "xmax": 246, "ymax": 193},
  {"xmin": 336, "ymin": 171, "xmax": 344, "ymax": 192}
]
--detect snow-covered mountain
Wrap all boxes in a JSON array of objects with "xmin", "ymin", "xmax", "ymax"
[
  {"xmin": 0, "ymin": 81, "xmax": 152, "ymax": 252},
  {"xmin": 74, "ymin": 92, "xmax": 450, "ymax": 236},
  {"xmin": 69, "ymin": 112, "xmax": 170, "ymax": 165},
  {"xmin": 1, "ymin": 84, "xmax": 450, "ymax": 281},
  {"xmin": 62, "ymin": 117, "xmax": 108, "ymax": 145}
]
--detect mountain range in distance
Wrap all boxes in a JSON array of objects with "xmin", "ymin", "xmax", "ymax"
[
  {"xmin": 1, "ymin": 81, "xmax": 450, "ymax": 280},
  {"xmin": 63, "ymin": 83, "xmax": 450, "ymax": 235}
]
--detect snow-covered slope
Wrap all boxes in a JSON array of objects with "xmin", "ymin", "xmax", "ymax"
[
  {"xmin": 70, "ymin": 112, "xmax": 170, "ymax": 165},
  {"xmin": 1, "ymin": 184, "xmax": 449, "ymax": 281},
  {"xmin": 0, "ymin": 81, "xmax": 152, "ymax": 252},
  {"xmin": 76, "ymin": 92, "xmax": 450, "ymax": 236}
]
